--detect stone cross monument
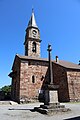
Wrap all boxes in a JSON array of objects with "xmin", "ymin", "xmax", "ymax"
[
  {"xmin": 44, "ymin": 44, "xmax": 59, "ymax": 105},
  {"xmin": 34, "ymin": 44, "xmax": 70, "ymax": 114},
  {"xmin": 47, "ymin": 44, "xmax": 53, "ymax": 84}
]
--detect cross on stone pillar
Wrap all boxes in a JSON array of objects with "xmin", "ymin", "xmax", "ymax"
[
  {"xmin": 35, "ymin": 44, "xmax": 69, "ymax": 114},
  {"xmin": 47, "ymin": 44, "xmax": 53, "ymax": 84},
  {"xmin": 44, "ymin": 44, "xmax": 59, "ymax": 105}
]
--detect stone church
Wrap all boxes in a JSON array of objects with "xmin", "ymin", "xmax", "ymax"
[{"xmin": 9, "ymin": 10, "xmax": 80, "ymax": 103}]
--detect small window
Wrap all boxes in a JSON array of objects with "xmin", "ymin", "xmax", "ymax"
[
  {"xmin": 32, "ymin": 75, "xmax": 35, "ymax": 83},
  {"xmin": 32, "ymin": 42, "xmax": 36, "ymax": 53}
]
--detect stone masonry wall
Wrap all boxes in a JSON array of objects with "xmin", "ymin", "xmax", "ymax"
[
  {"xmin": 53, "ymin": 63, "xmax": 70, "ymax": 102},
  {"xmin": 12, "ymin": 57, "xmax": 80, "ymax": 103},
  {"xmin": 11, "ymin": 56, "xmax": 20, "ymax": 102},
  {"xmin": 67, "ymin": 71, "xmax": 80, "ymax": 102},
  {"xmin": 20, "ymin": 60, "xmax": 49, "ymax": 102}
]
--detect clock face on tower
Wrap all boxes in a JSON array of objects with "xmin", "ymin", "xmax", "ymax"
[{"xmin": 32, "ymin": 30, "xmax": 37, "ymax": 37}]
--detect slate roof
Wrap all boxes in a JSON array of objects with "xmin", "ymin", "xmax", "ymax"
[
  {"xmin": 16, "ymin": 54, "xmax": 80, "ymax": 70},
  {"xmin": 17, "ymin": 54, "xmax": 48, "ymax": 62},
  {"xmin": 54, "ymin": 60, "xmax": 80, "ymax": 70}
]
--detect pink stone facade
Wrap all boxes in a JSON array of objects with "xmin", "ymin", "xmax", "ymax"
[
  {"xmin": 53, "ymin": 63, "xmax": 69, "ymax": 102},
  {"xmin": 11, "ymin": 56, "xmax": 80, "ymax": 103},
  {"xmin": 53, "ymin": 63, "xmax": 80, "ymax": 102},
  {"xmin": 67, "ymin": 71, "xmax": 80, "ymax": 101},
  {"xmin": 20, "ymin": 60, "xmax": 49, "ymax": 102},
  {"xmin": 11, "ymin": 57, "xmax": 49, "ymax": 103},
  {"xmin": 11, "ymin": 56, "xmax": 20, "ymax": 102}
]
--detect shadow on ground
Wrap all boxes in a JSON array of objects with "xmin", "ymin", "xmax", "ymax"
[
  {"xmin": 9, "ymin": 108, "xmax": 35, "ymax": 112},
  {"xmin": 64, "ymin": 116, "xmax": 80, "ymax": 120}
]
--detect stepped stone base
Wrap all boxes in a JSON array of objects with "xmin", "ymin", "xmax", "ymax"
[{"xmin": 34, "ymin": 103, "xmax": 71, "ymax": 115}]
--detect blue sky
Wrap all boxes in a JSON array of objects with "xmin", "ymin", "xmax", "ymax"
[{"xmin": 0, "ymin": 0, "xmax": 80, "ymax": 88}]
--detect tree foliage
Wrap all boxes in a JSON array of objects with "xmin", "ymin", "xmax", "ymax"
[
  {"xmin": 1, "ymin": 85, "xmax": 11, "ymax": 100},
  {"xmin": 1, "ymin": 85, "xmax": 11, "ymax": 93}
]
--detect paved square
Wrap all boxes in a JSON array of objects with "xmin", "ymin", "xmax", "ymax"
[{"xmin": 0, "ymin": 102, "xmax": 80, "ymax": 120}]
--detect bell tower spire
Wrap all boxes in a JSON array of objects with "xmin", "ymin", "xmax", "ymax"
[
  {"xmin": 28, "ymin": 8, "xmax": 38, "ymax": 28},
  {"xmin": 24, "ymin": 9, "xmax": 41, "ymax": 58}
]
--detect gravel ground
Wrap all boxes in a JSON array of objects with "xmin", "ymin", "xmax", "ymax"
[{"xmin": 0, "ymin": 102, "xmax": 80, "ymax": 120}]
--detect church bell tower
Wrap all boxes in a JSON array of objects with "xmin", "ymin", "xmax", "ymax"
[{"xmin": 24, "ymin": 9, "xmax": 41, "ymax": 57}]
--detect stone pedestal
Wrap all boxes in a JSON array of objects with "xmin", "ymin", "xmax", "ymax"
[
  {"xmin": 44, "ymin": 84, "xmax": 59, "ymax": 105},
  {"xmin": 34, "ymin": 85, "xmax": 71, "ymax": 115},
  {"xmin": 33, "ymin": 45, "xmax": 71, "ymax": 114},
  {"xmin": 49, "ymin": 90, "xmax": 58, "ymax": 103},
  {"xmin": 44, "ymin": 90, "xmax": 49, "ymax": 105},
  {"xmin": 44, "ymin": 90, "xmax": 58, "ymax": 105}
]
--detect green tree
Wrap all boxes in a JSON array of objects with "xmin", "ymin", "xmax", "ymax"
[
  {"xmin": 1, "ymin": 85, "xmax": 11, "ymax": 100},
  {"xmin": 1, "ymin": 85, "xmax": 11, "ymax": 93}
]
